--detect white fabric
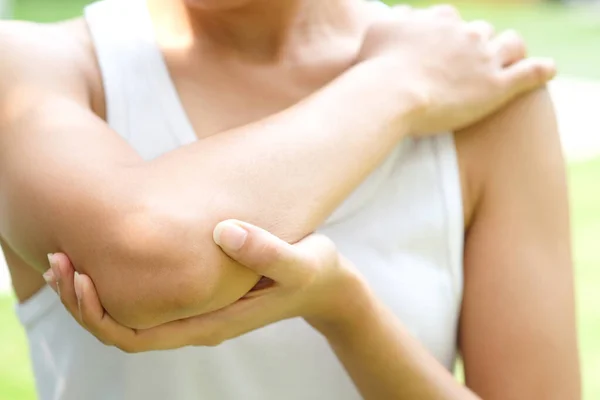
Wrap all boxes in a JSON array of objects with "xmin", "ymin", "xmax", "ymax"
[{"xmin": 16, "ymin": 0, "xmax": 465, "ymax": 399}]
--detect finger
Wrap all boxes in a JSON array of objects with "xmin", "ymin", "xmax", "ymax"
[
  {"xmin": 135, "ymin": 295, "xmax": 289, "ymax": 349},
  {"xmin": 428, "ymin": 4, "xmax": 461, "ymax": 20},
  {"xmin": 293, "ymin": 234, "xmax": 339, "ymax": 272},
  {"xmin": 42, "ymin": 262, "xmax": 58, "ymax": 293},
  {"xmin": 467, "ymin": 20, "xmax": 495, "ymax": 41},
  {"xmin": 46, "ymin": 254, "xmax": 143, "ymax": 350},
  {"xmin": 46, "ymin": 257, "xmax": 284, "ymax": 352},
  {"xmin": 76, "ymin": 269, "xmax": 191, "ymax": 352},
  {"xmin": 48, "ymin": 253, "xmax": 80, "ymax": 320},
  {"xmin": 492, "ymin": 30, "xmax": 527, "ymax": 67},
  {"xmin": 391, "ymin": 4, "xmax": 412, "ymax": 15},
  {"xmin": 197, "ymin": 295, "xmax": 291, "ymax": 344},
  {"xmin": 54, "ymin": 258, "xmax": 284, "ymax": 353},
  {"xmin": 74, "ymin": 272, "xmax": 146, "ymax": 350},
  {"xmin": 213, "ymin": 220, "xmax": 308, "ymax": 283},
  {"xmin": 502, "ymin": 57, "xmax": 557, "ymax": 95}
]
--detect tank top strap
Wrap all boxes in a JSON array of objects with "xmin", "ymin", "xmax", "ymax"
[{"xmin": 84, "ymin": 0, "xmax": 196, "ymax": 149}]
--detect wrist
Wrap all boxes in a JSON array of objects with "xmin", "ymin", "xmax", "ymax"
[
  {"xmin": 367, "ymin": 59, "xmax": 431, "ymax": 132},
  {"xmin": 306, "ymin": 267, "xmax": 375, "ymax": 339},
  {"xmin": 345, "ymin": 60, "xmax": 424, "ymax": 139}
]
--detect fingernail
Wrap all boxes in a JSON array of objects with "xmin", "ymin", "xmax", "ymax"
[
  {"xmin": 213, "ymin": 221, "xmax": 248, "ymax": 251},
  {"xmin": 74, "ymin": 272, "xmax": 83, "ymax": 302},
  {"xmin": 47, "ymin": 253, "xmax": 61, "ymax": 297},
  {"xmin": 74, "ymin": 272, "xmax": 83, "ymax": 321},
  {"xmin": 43, "ymin": 268, "xmax": 55, "ymax": 284}
]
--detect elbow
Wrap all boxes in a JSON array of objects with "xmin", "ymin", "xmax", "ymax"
[
  {"xmin": 78, "ymin": 205, "xmax": 213, "ymax": 329},
  {"xmin": 85, "ymin": 203, "xmax": 258, "ymax": 330}
]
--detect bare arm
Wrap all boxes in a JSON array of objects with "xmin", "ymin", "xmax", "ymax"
[
  {"xmin": 457, "ymin": 89, "xmax": 580, "ymax": 398},
  {"xmin": 1, "ymin": 12, "xmax": 555, "ymax": 330},
  {"xmin": 322, "ymin": 90, "xmax": 579, "ymax": 400},
  {"xmin": 312, "ymin": 279, "xmax": 480, "ymax": 400},
  {"xmin": 0, "ymin": 22, "xmax": 412, "ymax": 328}
]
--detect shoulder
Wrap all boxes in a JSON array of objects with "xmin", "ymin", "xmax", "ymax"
[
  {"xmin": 458, "ymin": 88, "xmax": 558, "ymax": 164},
  {"xmin": 455, "ymin": 88, "xmax": 562, "ymax": 227},
  {"xmin": 0, "ymin": 19, "xmax": 100, "ymax": 113}
]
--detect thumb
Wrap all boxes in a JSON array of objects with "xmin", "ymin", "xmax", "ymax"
[
  {"xmin": 502, "ymin": 57, "xmax": 557, "ymax": 96},
  {"xmin": 213, "ymin": 220, "xmax": 308, "ymax": 284}
]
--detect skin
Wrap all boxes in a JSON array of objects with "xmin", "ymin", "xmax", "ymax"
[
  {"xmin": 0, "ymin": 0, "xmax": 579, "ymax": 398},
  {"xmin": 0, "ymin": 1, "xmax": 552, "ymax": 329}
]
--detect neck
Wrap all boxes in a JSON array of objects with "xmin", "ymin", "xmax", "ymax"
[{"xmin": 151, "ymin": 0, "xmax": 361, "ymax": 60}]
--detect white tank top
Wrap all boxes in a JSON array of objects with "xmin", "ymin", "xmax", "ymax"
[{"xmin": 16, "ymin": 1, "xmax": 464, "ymax": 399}]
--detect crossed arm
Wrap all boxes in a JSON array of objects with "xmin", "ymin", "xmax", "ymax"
[
  {"xmin": 0, "ymin": 23, "xmax": 414, "ymax": 329},
  {"xmin": 0, "ymin": 13, "xmax": 558, "ymax": 333}
]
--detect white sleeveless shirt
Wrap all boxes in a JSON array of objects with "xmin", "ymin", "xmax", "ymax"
[{"xmin": 16, "ymin": 0, "xmax": 464, "ymax": 399}]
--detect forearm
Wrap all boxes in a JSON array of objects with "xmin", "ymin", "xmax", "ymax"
[
  {"xmin": 141, "ymin": 60, "xmax": 412, "ymax": 238},
  {"xmin": 1, "ymin": 62, "xmax": 415, "ymax": 328},
  {"xmin": 118, "ymin": 60, "xmax": 415, "ymax": 324},
  {"xmin": 317, "ymin": 280, "xmax": 479, "ymax": 400}
]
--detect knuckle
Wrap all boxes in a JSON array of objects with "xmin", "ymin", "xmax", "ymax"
[
  {"xmin": 108, "ymin": 335, "xmax": 142, "ymax": 353},
  {"xmin": 466, "ymin": 27, "xmax": 482, "ymax": 42},
  {"xmin": 410, "ymin": 88, "xmax": 432, "ymax": 115},
  {"xmin": 116, "ymin": 341, "xmax": 140, "ymax": 354},
  {"xmin": 531, "ymin": 63, "xmax": 546, "ymax": 84},
  {"xmin": 97, "ymin": 336, "xmax": 113, "ymax": 347},
  {"xmin": 200, "ymin": 330, "xmax": 225, "ymax": 348},
  {"xmin": 505, "ymin": 29, "xmax": 522, "ymax": 41},
  {"xmin": 299, "ymin": 235, "xmax": 338, "ymax": 284},
  {"xmin": 514, "ymin": 40, "xmax": 526, "ymax": 55},
  {"xmin": 467, "ymin": 20, "xmax": 494, "ymax": 41},
  {"xmin": 204, "ymin": 337, "xmax": 225, "ymax": 348},
  {"xmin": 481, "ymin": 47, "xmax": 495, "ymax": 64},
  {"xmin": 504, "ymin": 30, "xmax": 526, "ymax": 50},
  {"xmin": 253, "ymin": 239, "xmax": 282, "ymax": 265},
  {"xmin": 314, "ymin": 235, "xmax": 338, "ymax": 257}
]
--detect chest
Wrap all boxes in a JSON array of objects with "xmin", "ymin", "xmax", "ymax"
[
  {"xmin": 88, "ymin": 10, "xmax": 465, "ymax": 365},
  {"xmin": 164, "ymin": 47, "xmax": 359, "ymax": 141}
]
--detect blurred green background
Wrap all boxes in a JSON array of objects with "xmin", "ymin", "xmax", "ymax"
[{"xmin": 0, "ymin": 0, "xmax": 598, "ymax": 399}]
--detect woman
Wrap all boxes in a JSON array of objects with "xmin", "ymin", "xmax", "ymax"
[{"xmin": 0, "ymin": 0, "xmax": 578, "ymax": 398}]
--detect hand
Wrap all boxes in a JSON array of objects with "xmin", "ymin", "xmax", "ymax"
[
  {"xmin": 43, "ymin": 220, "xmax": 363, "ymax": 353},
  {"xmin": 359, "ymin": 4, "xmax": 556, "ymax": 134}
]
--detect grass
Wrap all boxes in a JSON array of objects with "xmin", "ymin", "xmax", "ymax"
[
  {"xmin": 2, "ymin": 0, "xmax": 599, "ymax": 399},
  {"xmin": 570, "ymin": 159, "xmax": 600, "ymax": 400},
  {"xmin": 0, "ymin": 297, "xmax": 35, "ymax": 400},
  {"xmin": 12, "ymin": 0, "xmax": 91, "ymax": 22}
]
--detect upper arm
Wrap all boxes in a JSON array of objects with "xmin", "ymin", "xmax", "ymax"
[
  {"xmin": 0, "ymin": 23, "xmax": 179, "ymax": 325},
  {"xmin": 0, "ymin": 22, "xmax": 143, "ymax": 270},
  {"xmin": 457, "ymin": 89, "xmax": 580, "ymax": 399},
  {"xmin": 0, "ymin": 22, "xmax": 259, "ymax": 328}
]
